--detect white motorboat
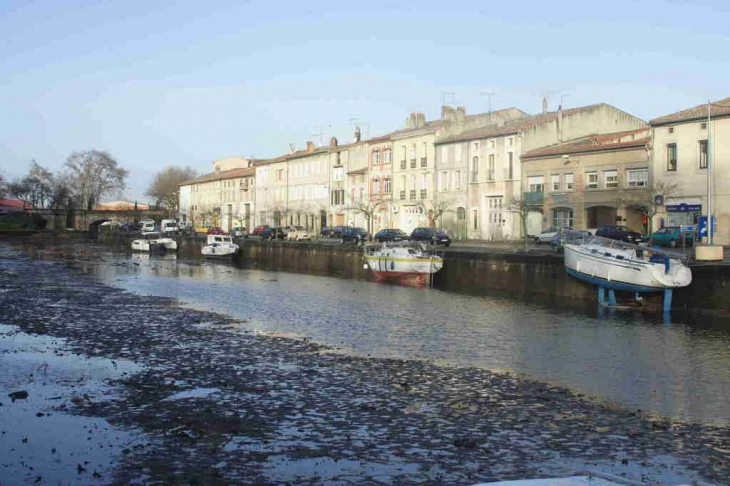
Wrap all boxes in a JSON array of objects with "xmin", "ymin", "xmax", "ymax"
[
  {"xmin": 202, "ymin": 235, "xmax": 239, "ymax": 259},
  {"xmin": 563, "ymin": 233, "xmax": 692, "ymax": 293},
  {"xmin": 131, "ymin": 232, "xmax": 178, "ymax": 252},
  {"xmin": 363, "ymin": 241, "xmax": 443, "ymax": 286}
]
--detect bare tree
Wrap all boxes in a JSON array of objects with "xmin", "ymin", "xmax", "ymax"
[
  {"xmin": 64, "ymin": 150, "xmax": 127, "ymax": 210},
  {"xmin": 0, "ymin": 172, "xmax": 7, "ymax": 198},
  {"xmin": 348, "ymin": 199, "xmax": 385, "ymax": 236},
  {"xmin": 6, "ymin": 178, "xmax": 34, "ymax": 210},
  {"xmin": 617, "ymin": 180, "xmax": 681, "ymax": 246},
  {"xmin": 420, "ymin": 196, "xmax": 456, "ymax": 229},
  {"xmin": 272, "ymin": 203, "xmax": 294, "ymax": 228},
  {"xmin": 146, "ymin": 166, "xmax": 197, "ymax": 217},
  {"xmin": 505, "ymin": 194, "xmax": 533, "ymax": 252}
]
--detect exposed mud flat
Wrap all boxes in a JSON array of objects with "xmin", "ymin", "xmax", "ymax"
[{"xmin": 0, "ymin": 242, "xmax": 728, "ymax": 485}]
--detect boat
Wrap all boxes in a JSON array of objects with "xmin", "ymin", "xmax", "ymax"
[
  {"xmin": 202, "ymin": 234, "xmax": 239, "ymax": 259},
  {"xmin": 562, "ymin": 232, "xmax": 691, "ymax": 296},
  {"xmin": 363, "ymin": 241, "xmax": 443, "ymax": 286},
  {"xmin": 468, "ymin": 470, "xmax": 643, "ymax": 485},
  {"xmin": 131, "ymin": 232, "xmax": 178, "ymax": 252}
]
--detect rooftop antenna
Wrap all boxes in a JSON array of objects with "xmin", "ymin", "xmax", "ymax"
[
  {"xmin": 480, "ymin": 91, "xmax": 495, "ymax": 120},
  {"xmin": 441, "ymin": 91, "xmax": 456, "ymax": 106},
  {"xmin": 310, "ymin": 125, "xmax": 331, "ymax": 146},
  {"xmin": 559, "ymin": 93, "xmax": 570, "ymax": 108}
]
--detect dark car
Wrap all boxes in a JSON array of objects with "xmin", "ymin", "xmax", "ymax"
[
  {"xmin": 120, "ymin": 222, "xmax": 141, "ymax": 233},
  {"xmin": 595, "ymin": 225, "xmax": 644, "ymax": 244},
  {"xmin": 410, "ymin": 227, "xmax": 451, "ymax": 246},
  {"xmin": 252, "ymin": 225, "xmax": 270, "ymax": 236},
  {"xmin": 340, "ymin": 227, "xmax": 368, "ymax": 245},
  {"xmin": 260, "ymin": 227, "xmax": 286, "ymax": 240},
  {"xmin": 330, "ymin": 226, "xmax": 345, "ymax": 238},
  {"xmin": 207, "ymin": 227, "xmax": 226, "ymax": 235},
  {"xmin": 320, "ymin": 226, "xmax": 332, "ymax": 238},
  {"xmin": 374, "ymin": 228, "xmax": 408, "ymax": 243},
  {"xmin": 651, "ymin": 226, "xmax": 694, "ymax": 248}
]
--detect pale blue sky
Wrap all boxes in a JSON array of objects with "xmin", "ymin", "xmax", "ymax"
[{"xmin": 1, "ymin": 0, "xmax": 728, "ymax": 202}]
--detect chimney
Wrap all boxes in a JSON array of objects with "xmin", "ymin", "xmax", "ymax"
[
  {"xmin": 354, "ymin": 126, "xmax": 361, "ymax": 142},
  {"xmin": 542, "ymin": 97, "xmax": 548, "ymax": 115},
  {"xmin": 330, "ymin": 136, "xmax": 338, "ymax": 147},
  {"xmin": 456, "ymin": 106, "xmax": 466, "ymax": 124},
  {"xmin": 441, "ymin": 105, "xmax": 456, "ymax": 123},
  {"xmin": 289, "ymin": 143, "xmax": 296, "ymax": 154},
  {"xmin": 417, "ymin": 113, "xmax": 426, "ymax": 127},
  {"xmin": 306, "ymin": 141, "xmax": 315, "ymax": 152}
]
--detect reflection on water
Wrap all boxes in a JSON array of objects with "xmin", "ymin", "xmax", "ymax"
[{"xmin": 83, "ymin": 254, "xmax": 730, "ymax": 426}]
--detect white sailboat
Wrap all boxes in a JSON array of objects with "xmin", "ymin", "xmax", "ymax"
[
  {"xmin": 363, "ymin": 242, "xmax": 443, "ymax": 286},
  {"xmin": 202, "ymin": 235, "xmax": 239, "ymax": 259},
  {"xmin": 563, "ymin": 233, "xmax": 692, "ymax": 293}
]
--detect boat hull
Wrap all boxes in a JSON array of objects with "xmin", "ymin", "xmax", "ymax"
[
  {"xmin": 564, "ymin": 243, "xmax": 691, "ymax": 292},
  {"xmin": 202, "ymin": 245, "xmax": 238, "ymax": 259},
  {"xmin": 370, "ymin": 270, "xmax": 434, "ymax": 287}
]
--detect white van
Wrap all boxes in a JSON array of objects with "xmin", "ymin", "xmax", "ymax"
[
  {"xmin": 140, "ymin": 220, "xmax": 156, "ymax": 233},
  {"xmin": 161, "ymin": 219, "xmax": 180, "ymax": 235}
]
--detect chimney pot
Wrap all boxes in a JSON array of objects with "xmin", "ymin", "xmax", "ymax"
[
  {"xmin": 306, "ymin": 141, "xmax": 315, "ymax": 152},
  {"xmin": 330, "ymin": 137, "xmax": 338, "ymax": 147}
]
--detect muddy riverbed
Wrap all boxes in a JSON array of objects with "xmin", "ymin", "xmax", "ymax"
[{"xmin": 1, "ymin": 238, "xmax": 729, "ymax": 485}]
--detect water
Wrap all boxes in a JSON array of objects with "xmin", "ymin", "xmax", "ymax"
[{"xmin": 71, "ymin": 252, "xmax": 730, "ymax": 426}]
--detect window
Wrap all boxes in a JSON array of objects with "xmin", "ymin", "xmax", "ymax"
[
  {"xmin": 489, "ymin": 139, "xmax": 495, "ymax": 149},
  {"xmin": 551, "ymin": 174, "xmax": 560, "ymax": 191},
  {"xmin": 488, "ymin": 154, "xmax": 495, "ymax": 181},
  {"xmin": 373, "ymin": 151, "xmax": 380, "ymax": 164},
  {"xmin": 471, "ymin": 156, "xmax": 479, "ymax": 183},
  {"xmin": 508, "ymin": 152, "xmax": 514, "ymax": 179},
  {"xmin": 604, "ymin": 170, "xmax": 618, "ymax": 188},
  {"xmin": 667, "ymin": 144, "xmax": 677, "ymax": 171},
  {"xmin": 627, "ymin": 169, "xmax": 648, "ymax": 187},
  {"xmin": 455, "ymin": 171, "xmax": 462, "ymax": 191},
  {"xmin": 699, "ymin": 140, "xmax": 708, "ymax": 169},
  {"xmin": 586, "ymin": 172, "xmax": 598, "ymax": 189},
  {"xmin": 701, "ymin": 122, "xmax": 707, "ymax": 130},
  {"xmin": 473, "ymin": 142, "xmax": 479, "ymax": 151},
  {"xmin": 473, "ymin": 209, "xmax": 478, "ymax": 230},
  {"xmin": 410, "ymin": 144, "xmax": 416, "ymax": 160},
  {"xmin": 668, "ymin": 127, "xmax": 674, "ymax": 134},
  {"xmin": 508, "ymin": 137, "xmax": 514, "ymax": 147},
  {"xmin": 455, "ymin": 144, "xmax": 462, "ymax": 162},
  {"xmin": 384, "ymin": 178, "xmax": 391, "ymax": 194},
  {"xmin": 373, "ymin": 179, "xmax": 380, "ymax": 194},
  {"xmin": 276, "ymin": 169, "xmax": 284, "ymax": 181},
  {"xmin": 565, "ymin": 173, "xmax": 574, "ymax": 190},
  {"xmin": 527, "ymin": 176, "xmax": 544, "ymax": 193},
  {"xmin": 384, "ymin": 150, "xmax": 392, "ymax": 164}
]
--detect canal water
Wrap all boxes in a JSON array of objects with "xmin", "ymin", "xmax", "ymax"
[{"xmin": 78, "ymin": 251, "xmax": 730, "ymax": 427}]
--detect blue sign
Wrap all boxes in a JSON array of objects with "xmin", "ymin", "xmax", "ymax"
[
  {"xmin": 698, "ymin": 216, "xmax": 717, "ymax": 237},
  {"xmin": 666, "ymin": 203, "xmax": 702, "ymax": 212},
  {"xmin": 654, "ymin": 195, "xmax": 664, "ymax": 206}
]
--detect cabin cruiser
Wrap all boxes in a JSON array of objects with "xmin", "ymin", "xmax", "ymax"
[
  {"xmin": 363, "ymin": 241, "xmax": 443, "ymax": 286},
  {"xmin": 131, "ymin": 232, "xmax": 178, "ymax": 252},
  {"xmin": 202, "ymin": 234, "xmax": 239, "ymax": 259}
]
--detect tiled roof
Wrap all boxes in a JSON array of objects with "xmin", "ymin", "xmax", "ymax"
[
  {"xmin": 180, "ymin": 167, "xmax": 255, "ymax": 186},
  {"xmin": 522, "ymin": 128, "xmax": 650, "ymax": 158},
  {"xmin": 435, "ymin": 103, "xmax": 610, "ymax": 144},
  {"xmin": 650, "ymin": 97, "xmax": 730, "ymax": 126},
  {"xmin": 0, "ymin": 199, "xmax": 32, "ymax": 210},
  {"xmin": 93, "ymin": 201, "xmax": 150, "ymax": 211}
]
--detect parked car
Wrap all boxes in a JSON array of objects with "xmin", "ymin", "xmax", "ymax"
[
  {"xmin": 286, "ymin": 226, "xmax": 311, "ymax": 241},
  {"xmin": 330, "ymin": 226, "xmax": 345, "ymax": 238},
  {"xmin": 320, "ymin": 226, "xmax": 332, "ymax": 238},
  {"xmin": 252, "ymin": 225, "xmax": 270, "ymax": 236},
  {"xmin": 140, "ymin": 220, "xmax": 156, "ymax": 233},
  {"xmin": 231, "ymin": 227, "xmax": 248, "ymax": 238},
  {"xmin": 161, "ymin": 219, "xmax": 180, "ymax": 234},
  {"xmin": 409, "ymin": 227, "xmax": 451, "ymax": 246},
  {"xmin": 120, "ymin": 222, "xmax": 141, "ymax": 233},
  {"xmin": 207, "ymin": 227, "xmax": 226, "ymax": 235},
  {"xmin": 340, "ymin": 227, "xmax": 369, "ymax": 245},
  {"xmin": 595, "ymin": 225, "xmax": 645, "ymax": 244},
  {"xmin": 260, "ymin": 227, "xmax": 286, "ymax": 240},
  {"xmin": 650, "ymin": 226, "xmax": 693, "ymax": 248},
  {"xmin": 374, "ymin": 228, "xmax": 408, "ymax": 243},
  {"xmin": 534, "ymin": 226, "xmax": 571, "ymax": 244}
]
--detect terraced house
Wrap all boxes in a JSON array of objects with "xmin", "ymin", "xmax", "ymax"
[{"xmin": 650, "ymin": 97, "xmax": 730, "ymax": 244}]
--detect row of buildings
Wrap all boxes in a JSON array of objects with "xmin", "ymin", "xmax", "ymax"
[{"xmin": 178, "ymin": 97, "xmax": 730, "ymax": 244}]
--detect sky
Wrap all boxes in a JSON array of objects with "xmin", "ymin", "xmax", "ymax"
[{"xmin": 1, "ymin": 0, "xmax": 728, "ymax": 203}]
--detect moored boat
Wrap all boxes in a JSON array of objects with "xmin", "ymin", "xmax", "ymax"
[
  {"xmin": 131, "ymin": 232, "xmax": 177, "ymax": 252},
  {"xmin": 563, "ymin": 232, "xmax": 692, "ymax": 293},
  {"xmin": 202, "ymin": 234, "xmax": 239, "ymax": 259},
  {"xmin": 363, "ymin": 241, "xmax": 443, "ymax": 286}
]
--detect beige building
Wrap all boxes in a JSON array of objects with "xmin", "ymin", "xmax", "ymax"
[
  {"xmin": 437, "ymin": 103, "xmax": 647, "ymax": 239},
  {"xmin": 254, "ymin": 154, "xmax": 289, "ymax": 228},
  {"xmin": 179, "ymin": 156, "xmax": 256, "ymax": 231},
  {"xmin": 392, "ymin": 106, "xmax": 527, "ymax": 234},
  {"xmin": 285, "ymin": 142, "xmax": 330, "ymax": 231},
  {"xmin": 365, "ymin": 135, "xmax": 395, "ymax": 233},
  {"xmin": 521, "ymin": 128, "xmax": 651, "ymax": 234},
  {"xmin": 650, "ymin": 97, "xmax": 730, "ymax": 244}
]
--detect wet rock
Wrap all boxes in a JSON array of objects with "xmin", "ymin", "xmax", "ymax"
[{"xmin": 8, "ymin": 390, "xmax": 28, "ymax": 402}]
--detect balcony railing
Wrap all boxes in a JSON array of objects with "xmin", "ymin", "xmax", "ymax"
[
  {"xmin": 410, "ymin": 158, "xmax": 417, "ymax": 168},
  {"xmin": 400, "ymin": 160, "xmax": 406, "ymax": 169},
  {"xmin": 420, "ymin": 157, "xmax": 427, "ymax": 167},
  {"xmin": 524, "ymin": 191, "xmax": 545, "ymax": 206},
  {"xmin": 420, "ymin": 189, "xmax": 427, "ymax": 199},
  {"xmin": 399, "ymin": 190, "xmax": 406, "ymax": 200},
  {"xmin": 409, "ymin": 190, "xmax": 416, "ymax": 200}
]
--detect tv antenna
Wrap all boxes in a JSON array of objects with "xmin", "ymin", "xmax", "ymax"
[{"xmin": 310, "ymin": 125, "xmax": 331, "ymax": 146}]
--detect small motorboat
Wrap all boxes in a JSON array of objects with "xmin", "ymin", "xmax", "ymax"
[
  {"xmin": 363, "ymin": 241, "xmax": 443, "ymax": 286},
  {"xmin": 202, "ymin": 234, "xmax": 239, "ymax": 259},
  {"xmin": 131, "ymin": 232, "xmax": 177, "ymax": 252}
]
